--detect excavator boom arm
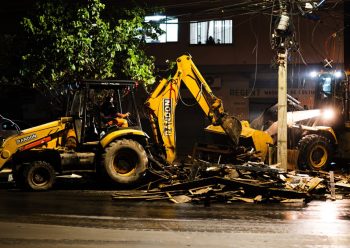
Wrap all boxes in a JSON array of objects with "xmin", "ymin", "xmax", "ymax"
[{"xmin": 145, "ymin": 55, "xmax": 242, "ymax": 162}]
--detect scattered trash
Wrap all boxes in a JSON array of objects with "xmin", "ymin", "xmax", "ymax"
[{"xmin": 112, "ymin": 156, "xmax": 350, "ymax": 204}]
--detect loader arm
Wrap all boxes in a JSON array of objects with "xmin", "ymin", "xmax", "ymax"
[
  {"xmin": 0, "ymin": 117, "xmax": 72, "ymax": 171},
  {"xmin": 145, "ymin": 55, "xmax": 242, "ymax": 162}
]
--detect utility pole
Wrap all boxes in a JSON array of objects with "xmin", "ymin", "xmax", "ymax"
[
  {"xmin": 272, "ymin": 1, "xmax": 290, "ymax": 171},
  {"xmin": 270, "ymin": 0, "xmax": 327, "ymax": 170},
  {"xmin": 277, "ymin": 46, "xmax": 288, "ymax": 171}
]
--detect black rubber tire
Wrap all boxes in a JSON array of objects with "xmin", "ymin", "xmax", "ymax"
[
  {"xmin": 103, "ymin": 139, "xmax": 148, "ymax": 184},
  {"xmin": 22, "ymin": 161, "xmax": 56, "ymax": 191},
  {"xmin": 297, "ymin": 134, "xmax": 333, "ymax": 171}
]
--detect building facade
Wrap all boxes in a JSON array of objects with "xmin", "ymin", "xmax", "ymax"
[{"xmin": 143, "ymin": 1, "xmax": 344, "ymax": 121}]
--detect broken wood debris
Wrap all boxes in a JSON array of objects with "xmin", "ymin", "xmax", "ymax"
[{"xmin": 112, "ymin": 158, "xmax": 350, "ymax": 204}]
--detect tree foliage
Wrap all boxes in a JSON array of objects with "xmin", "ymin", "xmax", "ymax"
[{"xmin": 21, "ymin": 0, "xmax": 160, "ymax": 97}]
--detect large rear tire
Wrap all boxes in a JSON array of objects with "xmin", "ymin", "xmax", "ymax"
[
  {"xmin": 22, "ymin": 161, "xmax": 56, "ymax": 191},
  {"xmin": 297, "ymin": 134, "xmax": 333, "ymax": 171},
  {"xmin": 103, "ymin": 139, "xmax": 148, "ymax": 184}
]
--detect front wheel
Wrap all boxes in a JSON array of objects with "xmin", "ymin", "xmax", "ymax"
[
  {"xmin": 22, "ymin": 161, "xmax": 56, "ymax": 191},
  {"xmin": 297, "ymin": 134, "xmax": 333, "ymax": 171},
  {"xmin": 103, "ymin": 139, "xmax": 148, "ymax": 184}
]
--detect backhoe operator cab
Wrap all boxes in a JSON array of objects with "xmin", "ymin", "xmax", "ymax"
[
  {"xmin": 67, "ymin": 80, "xmax": 144, "ymax": 144},
  {"xmin": 0, "ymin": 80, "xmax": 150, "ymax": 190},
  {"xmin": 312, "ymin": 70, "xmax": 350, "ymax": 164}
]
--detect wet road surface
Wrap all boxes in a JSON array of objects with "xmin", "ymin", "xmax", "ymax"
[{"xmin": 0, "ymin": 181, "xmax": 350, "ymax": 247}]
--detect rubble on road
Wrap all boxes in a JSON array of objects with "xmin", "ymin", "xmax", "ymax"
[{"xmin": 112, "ymin": 157, "xmax": 350, "ymax": 204}]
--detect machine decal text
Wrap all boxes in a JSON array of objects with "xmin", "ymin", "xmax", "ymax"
[
  {"xmin": 16, "ymin": 134, "xmax": 37, "ymax": 144},
  {"xmin": 163, "ymin": 99, "xmax": 173, "ymax": 136}
]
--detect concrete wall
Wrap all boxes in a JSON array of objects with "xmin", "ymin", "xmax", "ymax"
[{"xmin": 146, "ymin": 13, "xmax": 344, "ymax": 66}]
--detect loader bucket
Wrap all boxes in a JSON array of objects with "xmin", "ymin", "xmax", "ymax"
[{"xmin": 221, "ymin": 114, "xmax": 242, "ymax": 146}]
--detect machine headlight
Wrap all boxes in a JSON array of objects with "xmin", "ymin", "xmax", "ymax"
[{"xmin": 322, "ymin": 108, "xmax": 335, "ymax": 120}]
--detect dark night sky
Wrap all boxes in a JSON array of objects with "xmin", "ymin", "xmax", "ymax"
[{"xmin": 0, "ymin": 0, "xmax": 36, "ymax": 34}]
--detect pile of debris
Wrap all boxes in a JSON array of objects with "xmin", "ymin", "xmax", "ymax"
[{"xmin": 112, "ymin": 158, "xmax": 350, "ymax": 204}]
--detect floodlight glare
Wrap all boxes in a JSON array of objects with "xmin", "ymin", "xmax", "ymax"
[
  {"xmin": 309, "ymin": 71, "xmax": 318, "ymax": 78},
  {"xmin": 334, "ymin": 71, "xmax": 342, "ymax": 78},
  {"xmin": 322, "ymin": 108, "xmax": 335, "ymax": 120}
]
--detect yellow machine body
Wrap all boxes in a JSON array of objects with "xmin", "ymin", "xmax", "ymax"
[
  {"xmin": 145, "ymin": 54, "xmax": 272, "ymax": 163},
  {"xmin": 205, "ymin": 121, "xmax": 274, "ymax": 162},
  {"xmin": 0, "ymin": 117, "xmax": 72, "ymax": 170}
]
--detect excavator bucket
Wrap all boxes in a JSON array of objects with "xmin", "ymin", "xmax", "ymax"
[{"xmin": 221, "ymin": 114, "xmax": 242, "ymax": 146}]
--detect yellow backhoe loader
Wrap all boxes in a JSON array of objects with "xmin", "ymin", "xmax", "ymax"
[
  {"xmin": 0, "ymin": 80, "xmax": 150, "ymax": 190},
  {"xmin": 0, "ymin": 55, "xmax": 273, "ymax": 190}
]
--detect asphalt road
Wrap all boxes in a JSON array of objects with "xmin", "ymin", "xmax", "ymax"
[{"xmin": 0, "ymin": 181, "xmax": 350, "ymax": 248}]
